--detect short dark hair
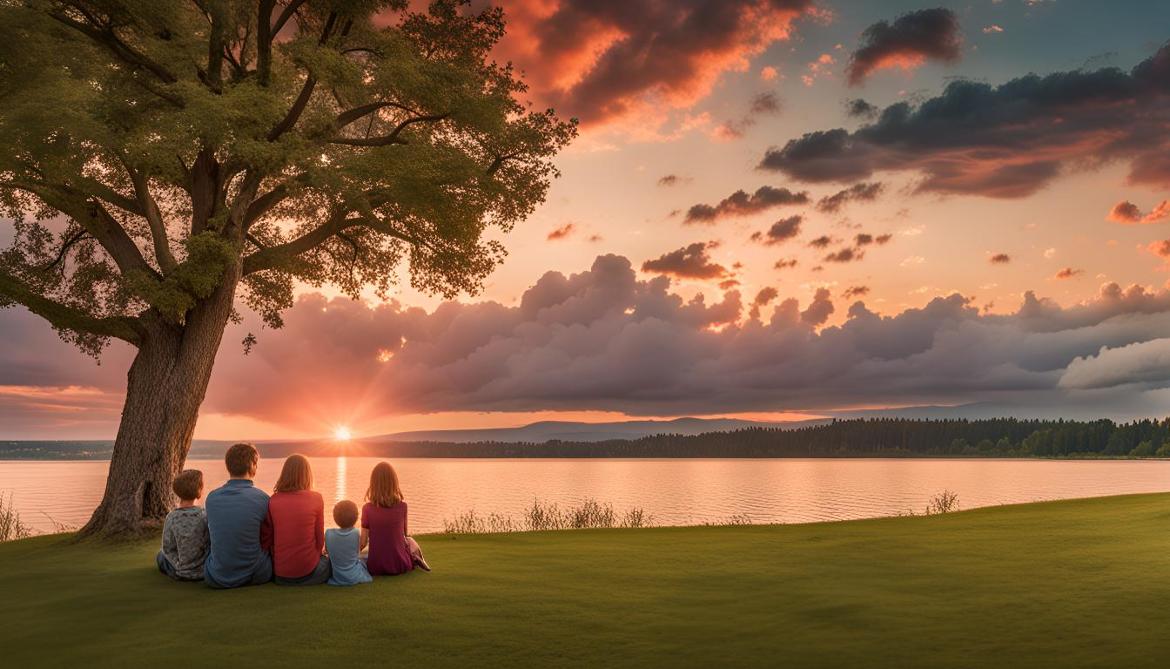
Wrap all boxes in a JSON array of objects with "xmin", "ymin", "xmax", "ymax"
[
  {"xmin": 225, "ymin": 443, "xmax": 259, "ymax": 477},
  {"xmin": 333, "ymin": 500, "xmax": 359, "ymax": 529},
  {"xmin": 172, "ymin": 469, "xmax": 203, "ymax": 501}
]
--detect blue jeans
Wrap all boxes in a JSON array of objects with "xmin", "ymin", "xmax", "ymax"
[
  {"xmin": 204, "ymin": 553, "xmax": 273, "ymax": 589},
  {"xmin": 275, "ymin": 555, "xmax": 332, "ymax": 586}
]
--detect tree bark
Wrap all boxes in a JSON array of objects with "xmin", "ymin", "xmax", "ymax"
[{"xmin": 79, "ymin": 262, "xmax": 241, "ymax": 538}]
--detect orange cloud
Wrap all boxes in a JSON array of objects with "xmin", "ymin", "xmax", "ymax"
[{"xmin": 491, "ymin": 0, "xmax": 816, "ymax": 130}]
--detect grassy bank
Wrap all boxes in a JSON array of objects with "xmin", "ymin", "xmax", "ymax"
[{"xmin": 2, "ymin": 494, "xmax": 1169, "ymax": 668}]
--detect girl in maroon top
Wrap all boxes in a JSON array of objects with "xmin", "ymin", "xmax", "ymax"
[
  {"xmin": 361, "ymin": 462, "xmax": 429, "ymax": 575},
  {"xmin": 268, "ymin": 454, "xmax": 331, "ymax": 585}
]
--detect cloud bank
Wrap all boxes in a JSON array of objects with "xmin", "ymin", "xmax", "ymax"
[
  {"xmin": 760, "ymin": 42, "xmax": 1170, "ymax": 197},
  {"xmin": 198, "ymin": 260, "xmax": 1170, "ymax": 421},
  {"xmin": 9, "ymin": 256, "xmax": 1170, "ymax": 434}
]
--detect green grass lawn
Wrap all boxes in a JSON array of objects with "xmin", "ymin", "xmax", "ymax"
[{"xmin": 2, "ymin": 494, "xmax": 1169, "ymax": 668}]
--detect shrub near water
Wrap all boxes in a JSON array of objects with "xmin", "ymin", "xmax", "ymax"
[
  {"xmin": 0, "ymin": 493, "xmax": 31, "ymax": 542},
  {"xmin": 924, "ymin": 490, "xmax": 960, "ymax": 515}
]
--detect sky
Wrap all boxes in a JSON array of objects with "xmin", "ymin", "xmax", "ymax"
[{"xmin": 4, "ymin": 0, "xmax": 1170, "ymax": 439}]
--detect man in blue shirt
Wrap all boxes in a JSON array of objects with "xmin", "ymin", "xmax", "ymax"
[{"xmin": 204, "ymin": 443, "xmax": 273, "ymax": 588}]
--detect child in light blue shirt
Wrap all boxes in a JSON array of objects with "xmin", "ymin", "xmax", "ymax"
[{"xmin": 326, "ymin": 500, "xmax": 372, "ymax": 586}]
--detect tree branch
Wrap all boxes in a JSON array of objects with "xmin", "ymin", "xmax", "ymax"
[
  {"xmin": 41, "ymin": 228, "xmax": 91, "ymax": 274},
  {"xmin": 267, "ymin": 12, "xmax": 345, "ymax": 141},
  {"xmin": 243, "ymin": 184, "xmax": 289, "ymax": 229},
  {"xmin": 242, "ymin": 211, "xmax": 425, "ymax": 276},
  {"xmin": 0, "ymin": 268, "xmax": 142, "ymax": 345},
  {"xmin": 329, "ymin": 113, "xmax": 450, "ymax": 147},
  {"xmin": 124, "ymin": 165, "xmax": 178, "ymax": 273},
  {"xmin": 256, "ymin": 0, "xmax": 276, "ymax": 85},
  {"xmin": 267, "ymin": 74, "xmax": 317, "ymax": 141},
  {"xmin": 48, "ymin": 5, "xmax": 178, "ymax": 85},
  {"xmin": 335, "ymin": 100, "xmax": 394, "ymax": 128},
  {"xmin": 2, "ymin": 180, "xmax": 160, "ymax": 280},
  {"xmin": 486, "ymin": 152, "xmax": 522, "ymax": 176},
  {"xmin": 271, "ymin": 0, "xmax": 309, "ymax": 37}
]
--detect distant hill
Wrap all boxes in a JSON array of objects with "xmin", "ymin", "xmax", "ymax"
[{"xmin": 371, "ymin": 417, "xmax": 830, "ymax": 444}]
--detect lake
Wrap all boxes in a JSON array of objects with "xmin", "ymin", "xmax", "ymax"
[{"xmin": 2, "ymin": 457, "xmax": 1169, "ymax": 534}]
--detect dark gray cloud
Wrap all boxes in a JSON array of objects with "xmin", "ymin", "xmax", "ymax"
[
  {"xmin": 817, "ymin": 182, "xmax": 885, "ymax": 213},
  {"xmin": 989, "ymin": 253, "xmax": 1011, "ymax": 264},
  {"xmin": 684, "ymin": 186, "xmax": 809, "ymax": 224},
  {"xmin": 845, "ymin": 98, "xmax": 879, "ymax": 119},
  {"xmin": 824, "ymin": 247, "xmax": 863, "ymax": 263},
  {"xmin": 842, "ymin": 285, "xmax": 870, "ymax": 299},
  {"xmin": 750, "ymin": 215, "xmax": 803, "ymax": 245},
  {"xmin": 846, "ymin": 8, "xmax": 962, "ymax": 86},
  {"xmin": 760, "ymin": 42, "xmax": 1170, "ymax": 197},
  {"xmin": 855, "ymin": 232, "xmax": 892, "ymax": 247},
  {"xmin": 641, "ymin": 242, "xmax": 728, "ymax": 279}
]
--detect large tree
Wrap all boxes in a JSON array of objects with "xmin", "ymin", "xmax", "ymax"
[{"xmin": 0, "ymin": 0, "xmax": 575, "ymax": 537}]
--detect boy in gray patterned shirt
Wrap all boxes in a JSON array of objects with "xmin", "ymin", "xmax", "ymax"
[{"xmin": 156, "ymin": 469, "xmax": 210, "ymax": 581}]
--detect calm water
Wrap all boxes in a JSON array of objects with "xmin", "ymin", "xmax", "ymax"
[{"xmin": 2, "ymin": 457, "xmax": 1169, "ymax": 534}]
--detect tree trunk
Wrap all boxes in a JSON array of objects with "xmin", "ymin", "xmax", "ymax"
[{"xmin": 79, "ymin": 263, "xmax": 240, "ymax": 538}]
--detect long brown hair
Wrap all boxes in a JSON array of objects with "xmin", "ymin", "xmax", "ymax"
[
  {"xmin": 274, "ymin": 454, "xmax": 314, "ymax": 493},
  {"xmin": 366, "ymin": 461, "xmax": 403, "ymax": 507}
]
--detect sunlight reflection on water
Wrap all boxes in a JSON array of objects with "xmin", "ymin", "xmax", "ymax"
[{"xmin": 1, "ymin": 457, "xmax": 1168, "ymax": 534}]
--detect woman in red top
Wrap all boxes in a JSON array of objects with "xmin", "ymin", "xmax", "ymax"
[
  {"xmin": 267, "ymin": 454, "xmax": 331, "ymax": 585},
  {"xmin": 361, "ymin": 462, "xmax": 428, "ymax": 575}
]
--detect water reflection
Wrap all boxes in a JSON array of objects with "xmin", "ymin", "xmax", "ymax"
[
  {"xmin": 2, "ymin": 457, "xmax": 1168, "ymax": 534},
  {"xmin": 335, "ymin": 455, "xmax": 347, "ymax": 503}
]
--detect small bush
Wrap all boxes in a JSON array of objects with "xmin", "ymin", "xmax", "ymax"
[
  {"xmin": 924, "ymin": 490, "xmax": 960, "ymax": 515},
  {"xmin": 442, "ymin": 510, "xmax": 517, "ymax": 534},
  {"xmin": 620, "ymin": 508, "xmax": 652, "ymax": 528},
  {"xmin": 1, "ymin": 492, "xmax": 32, "ymax": 542},
  {"xmin": 567, "ymin": 499, "xmax": 615, "ymax": 529}
]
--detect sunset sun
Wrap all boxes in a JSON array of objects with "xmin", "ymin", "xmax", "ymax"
[{"xmin": 333, "ymin": 426, "xmax": 352, "ymax": 442}]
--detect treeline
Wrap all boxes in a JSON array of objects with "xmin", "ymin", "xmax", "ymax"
[{"xmin": 360, "ymin": 417, "xmax": 1170, "ymax": 459}]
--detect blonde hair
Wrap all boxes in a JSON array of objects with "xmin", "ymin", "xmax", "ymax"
[
  {"xmin": 274, "ymin": 454, "xmax": 314, "ymax": 493},
  {"xmin": 366, "ymin": 461, "xmax": 403, "ymax": 507}
]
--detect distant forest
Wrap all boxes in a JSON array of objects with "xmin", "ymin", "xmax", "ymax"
[
  {"xmin": 7, "ymin": 418, "xmax": 1170, "ymax": 460},
  {"xmin": 360, "ymin": 417, "xmax": 1170, "ymax": 459}
]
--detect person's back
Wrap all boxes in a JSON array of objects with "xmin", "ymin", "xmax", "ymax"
[
  {"xmin": 362, "ymin": 462, "xmax": 414, "ymax": 576},
  {"xmin": 362, "ymin": 500, "xmax": 412, "ymax": 575},
  {"xmin": 157, "ymin": 469, "xmax": 209, "ymax": 581},
  {"xmin": 326, "ymin": 500, "xmax": 370, "ymax": 586},
  {"xmin": 268, "ymin": 489, "xmax": 327, "ymax": 582},
  {"xmin": 204, "ymin": 443, "xmax": 273, "ymax": 588}
]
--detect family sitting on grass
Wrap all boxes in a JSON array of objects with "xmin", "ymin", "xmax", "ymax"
[{"xmin": 155, "ymin": 442, "xmax": 429, "ymax": 588}]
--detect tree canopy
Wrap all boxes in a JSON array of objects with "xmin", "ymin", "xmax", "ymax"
[{"xmin": 0, "ymin": 0, "xmax": 577, "ymax": 355}]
